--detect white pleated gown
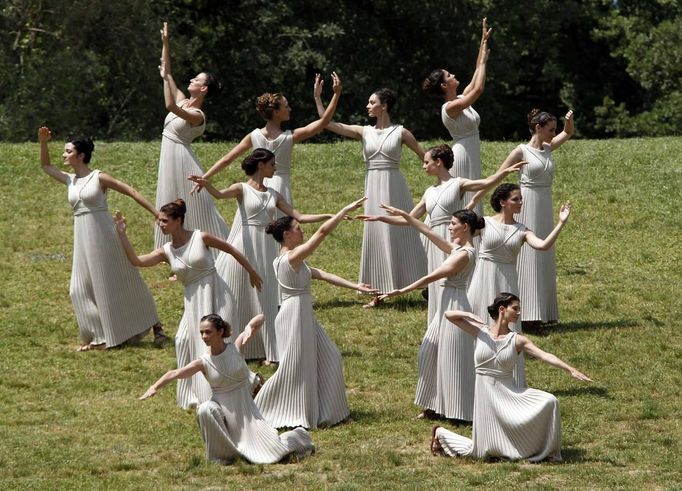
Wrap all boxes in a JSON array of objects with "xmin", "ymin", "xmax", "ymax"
[
  {"xmin": 441, "ymin": 99, "xmax": 482, "ymax": 216},
  {"xmin": 250, "ymin": 129, "xmax": 295, "ymax": 208},
  {"xmin": 516, "ymin": 143, "xmax": 559, "ymax": 322},
  {"xmin": 154, "ymin": 103, "xmax": 229, "ymax": 250},
  {"xmin": 467, "ymin": 217, "xmax": 527, "ymax": 388},
  {"xmin": 163, "ymin": 230, "xmax": 237, "ymax": 409},
  {"xmin": 68, "ymin": 170, "xmax": 160, "ymax": 347},
  {"xmin": 216, "ymin": 184, "xmax": 279, "ymax": 361},
  {"xmin": 422, "ymin": 178, "xmax": 465, "ymax": 324},
  {"xmin": 360, "ymin": 125, "xmax": 427, "ymax": 291},
  {"xmin": 255, "ymin": 254, "xmax": 350, "ymax": 429},
  {"xmin": 197, "ymin": 343, "xmax": 314, "ymax": 464},
  {"xmin": 415, "ymin": 246, "xmax": 476, "ymax": 421},
  {"xmin": 435, "ymin": 328, "xmax": 562, "ymax": 462}
]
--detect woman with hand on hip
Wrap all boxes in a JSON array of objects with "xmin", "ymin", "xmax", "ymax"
[
  {"xmin": 154, "ymin": 22, "xmax": 229, "ymax": 250},
  {"xmin": 38, "ymin": 126, "xmax": 165, "ymax": 351},
  {"xmin": 115, "ymin": 200, "xmax": 262, "ymax": 409}
]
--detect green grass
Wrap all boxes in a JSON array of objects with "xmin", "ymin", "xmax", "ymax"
[{"xmin": 1, "ymin": 137, "xmax": 681, "ymax": 490}]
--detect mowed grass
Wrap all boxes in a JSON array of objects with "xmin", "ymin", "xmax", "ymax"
[{"xmin": 0, "ymin": 136, "xmax": 680, "ymax": 490}]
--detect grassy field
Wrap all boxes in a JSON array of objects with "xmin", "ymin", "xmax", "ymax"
[{"xmin": 0, "ymin": 136, "xmax": 680, "ymax": 490}]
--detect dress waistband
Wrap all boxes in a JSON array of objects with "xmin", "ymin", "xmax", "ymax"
[
  {"xmin": 452, "ymin": 129, "xmax": 479, "ymax": 143},
  {"xmin": 476, "ymin": 368, "xmax": 514, "ymax": 379},
  {"xmin": 443, "ymin": 279, "xmax": 467, "ymax": 289},
  {"xmin": 211, "ymin": 378, "xmax": 248, "ymax": 394},
  {"xmin": 520, "ymin": 177, "xmax": 552, "ymax": 189},
  {"xmin": 184, "ymin": 267, "xmax": 216, "ymax": 285},
  {"xmin": 429, "ymin": 216, "xmax": 452, "ymax": 227},
  {"xmin": 478, "ymin": 252, "xmax": 515, "ymax": 264},
  {"xmin": 162, "ymin": 130, "xmax": 190, "ymax": 146},
  {"xmin": 366, "ymin": 160, "xmax": 400, "ymax": 170},
  {"xmin": 73, "ymin": 206, "xmax": 108, "ymax": 217},
  {"xmin": 241, "ymin": 220, "xmax": 267, "ymax": 227},
  {"xmin": 281, "ymin": 289, "xmax": 311, "ymax": 300}
]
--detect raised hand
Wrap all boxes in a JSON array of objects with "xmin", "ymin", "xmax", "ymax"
[
  {"xmin": 342, "ymin": 196, "xmax": 368, "ymax": 213},
  {"xmin": 558, "ymin": 202, "xmax": 572, "ymax": 223},
  {"xmin": 505, "ymin": 160, "xmax": 528, "ymax": 174},
  {"xmin": 331, "ymin": 71, "xmax": 341, "ymax": 94},
  {"xmin": 314, "ymin": 73, "xmax": 323, "ymax": 99},
  {"xmin": 481, "ymin": 17, "xmax": 492, "ymax": 41},
  {"xmin": 564, "ymin": 109, "xmax": 574, "ymax": 134},
  {"xmin": 160, "ymin": 22, "xmax": 169, "ymax": 44},
  {"xmin": 38, "ymin": 126, "xmax": 52, "ymax": 143},
  {"xmin": 113, "ymin": 210, "xmax": 127, "ymax": 233},
  {"xmin": 187, "ymin": 174, "xmax": 208, "ymax": 194}
]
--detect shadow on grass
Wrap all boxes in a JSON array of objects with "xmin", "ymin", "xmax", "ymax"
[
  {"xmin": 525, "ymin": 319, "xmax": 638, "ymax": 336},
  {"xmin": 561, "ymin": 447, "xmax": 625, "ymax": 466},
  {"xmin": 314, "ymin": 297, "xmax": 427, "ymax": 311},
  {"xmin": 552, "ymin": 385, "xmax": 610, "ymax": 398}
]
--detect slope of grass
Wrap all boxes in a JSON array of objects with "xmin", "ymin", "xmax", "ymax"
[{"xmin": 0, "ymin": 137, "xmax": 680, "ymax": 490}]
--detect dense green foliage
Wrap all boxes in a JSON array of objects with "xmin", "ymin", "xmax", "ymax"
[
  {"xmin": 1, "ymin": 138, "xmax": 681, "ymax": 489},
  {"xmin": 1, "ymin": 0, "xmax": 681, "ymax": 142}
]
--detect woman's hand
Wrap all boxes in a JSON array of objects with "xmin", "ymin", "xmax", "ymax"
[
  {"xmin": 160, "ymin": 22, "xmax": 169, "ymax": 44},
  {"xmin": 503, "ymin": 160, "xmax": 527, "ymax": 175},
  {"xmin": 558, "ymin": 202, "xmax": 572, "ymax": 224},
  {"xmin": 378, "ymin": 289, "xmax": 400, "ymax": 301},
  {"xmin": 481, "ymin": 17, "xmax": 492, "ymax": 42},
  {"xmin": 379, "ymin": 203, "xmax": 407, "ymax": 218},
  {"xmin": 187, "ymin": 174, "xmax": 209, "ymax": 192},
  {"xmin": 38, "ymin": 126, "xmax": 52, "ymax": 143},
  {"xmin": 139, "ymin": 386, "xmax": 157, "ymax": 400},
  {"xmin": 357, "ymin": 283, "xmax": 379, "ymax": 295},
  {"xmin": 342, "ymin": 196, "xmax": 367, "ymax": 214},
  {"xmin": 355, "ymin": 214, "xmax": 381, "ymax": 222},
  {"xmin": 564, "ymin": 109, "xmax": 575, "ymax": 135},
  {"xmin": 248, "ymin": 270, "xmax": 263, "ymax": 291},
  {"xmin": 331, "ymin": 71, "xmax": 341, "ymax": 95},
  {"xmin": 113, "ymin": 210, "xmax": 127, "ymax": 233},
  {"xmin": 313, "ymin": 73, "xmax": 323, "ymax": 99},
  {"xmin": 570, "ymin": 368, "xmax": 592, "ymax": 382}
]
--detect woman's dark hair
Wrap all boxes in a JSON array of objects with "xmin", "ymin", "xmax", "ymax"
[
  {"xmin": 256, "ymin": 92, "xmax": 285, "ymax": 120},
  {"xmin": 265, "ymin": 216, "xmax": 295, "ymax": 244},
  {"xmin": 373, "ymin": 88, "xmax": 397, "ymax": 112},
  {"xmin": 203, "ymin": 72, "xmax": 222, "ymax": 99},
  {"xmin": 452, "ymin": 209, "xmax": 485, "ymax": 233},
  {"xmin": 422, "ymin": 69, "xmax": 446, "ymax": 96},
  {"xmin": 200, "ymin": 313, "xmax": 232, "ymax": 337},
  {"xmin": 159, "ymin": 199, "xmax": 187, "ymax": 224},
  {"xmin": 490, "ymin": 183, "xmax": 520, "ymax": 212},
  {"xmin": 487, "ymin": 292, "xmax": 521, "ymax": 320},
  {"xmin": 242, "ymin": 148, "xmax": 275, "ymax": 176},
  {"xmin": 527, "ymin": 108, "xmax": 556, "ymax": 134},
  {"xmin": 427, "ymin": 144, "xmax": 454, "ymax": 170},
  {"xmin": 69, "ymin": 136, "xmax": 95, "ymax": 163}
]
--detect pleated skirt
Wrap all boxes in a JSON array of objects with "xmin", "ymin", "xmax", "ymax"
[
  {"xmin": 255, "ymin": 294, "xmax": 349, "ymax": 429},
  {"xmin": 71, "ymin": 211, "xmax": 159, "ymax": 347},
  {"xmin": 360, "ymin": 168, "xmax": 427, "ymax": 291}
]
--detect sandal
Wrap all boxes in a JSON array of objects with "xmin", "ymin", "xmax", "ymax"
[
  {"xmin": 76, "ymin": 343, "xmax": 106, "ymax": 352},
  {"xmin": 431, "ymin": 425, "xmax": 444, "ymax": 456}
]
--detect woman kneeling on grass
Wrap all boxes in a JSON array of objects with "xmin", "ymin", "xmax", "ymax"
[
  {"xmin": 430, "ymin": 293, "xmax": 591, "ymax": 462},
  {"xmin": 141, "ymin": 314, "xmax": 314, "ymax": 464}
]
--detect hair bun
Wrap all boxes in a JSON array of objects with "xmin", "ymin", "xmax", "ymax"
[{"xmin": 527, "ymin": 108, "xmax": 542, "ymax": 125}]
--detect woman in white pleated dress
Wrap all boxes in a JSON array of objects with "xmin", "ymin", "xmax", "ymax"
[
  {"xmin": 467, "ymin": 183, "xmax": 572, "ymax": 388},
  {"xmin": 481, "ymin": 108, "xmax": 575, "ymax": 326},
  {"xmin": 189, "ymin": 149, "xmax": 333, "ymax": 363},
  {"xmin": 196, "ymin": 73, "xmax": 342, "ymax": 209},
  {"xmin": 140, "ymin": 313, "xmax": 314, "ymax": 464},
  {"xmin": 254, "ymin": 197, "xmax": 376, "ymax": 429},
  {"xmin": 154, "ymin": 23, "xmax": 228, "ymax": 250},
  {"xmin": 314, "ymin": 87, "xmax": 427, "ymax": 307},
  {"xmin": 377, "ymin": 207, "xmax": 485, "ymax": 422},
  {"xmin": 115, "ymin": 200, "xmax": 262, "ymax": 409},
  {"xmin": 431, "ymin": 293, "xmax": 591, "ymax": 462},
  {"xmin": 422, "ymin": 18, "xmax": 491, "ymax": 215},
  {"xmin": 358, "ymin": 144, "xmax": 525, "ymax": 324},
  {"xmin": 38, "ymin": 126, "xmax": 165, "ymax": 351}
]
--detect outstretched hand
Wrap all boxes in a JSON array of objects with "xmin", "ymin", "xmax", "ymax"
[
  {"xmin": 357, "ymin": 283, "xmax": 379, "ymax": 295},
  {"xmin": 188, "ymin": 174, "xmax": 208, "ymax": 194},
  {"xmin": 139, "ymin": 386, "xmax": 157, "ymax": 400},
  {"xmin": 379, "ymin": 203, "xmax": 407, "ymax": 217},
  {"xmin": 355, "ymin": 214, "xmax": 381, "ymax": 222},
  {"xmin": 113, "ymin": 210, "xmax": 127, "ymax": 233},
  {"xmin": 378, "ymin": 289, "xmax": 400, "ymax": 301},
  {"xmin": 558, "ymin": 201, "xmax": 572, "ymax": 223},
  {"xmin": 38, "ymin": 126, "xmax": 52, "ymax": 143},
  {"xmin": 570, "ymin": 368, "xmax": 592, "ymax": 382},
  {"xmin": 342, "ymin": 196, "xmax": 367, "ymax": 214},
  {"xmin": 505, "ymin": 160, "xmax": 527, "ymax": 174}
]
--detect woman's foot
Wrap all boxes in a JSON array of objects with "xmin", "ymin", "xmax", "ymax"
[
  {"xmin": 431, "ymin": 426, "xmax": 444, "ymax": 456},
  {"xmin": 76, "ymin": 343, "xmax": 106, "ymax": 352},
  {"xmin": 416, "ymin": 409, "xmax": 438, "ymax": 420},
  {"xmin": 153, "ymin": 324, "xmax": 168, "ymax": 347}
]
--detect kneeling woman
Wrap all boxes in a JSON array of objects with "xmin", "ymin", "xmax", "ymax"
[
  {"xmin": 255, "ymin": 198, "xmax": 377, "ymax": 429},
  {"xmin": 431, "ymin": 293, "xmax": 591, "ymax": 462},
  {"xmin": 141, "ymin": 314, "xmax": 314, "ymax": 464}
]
